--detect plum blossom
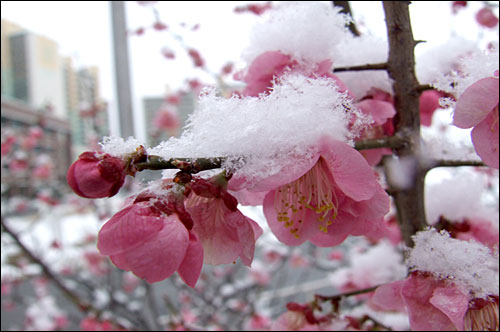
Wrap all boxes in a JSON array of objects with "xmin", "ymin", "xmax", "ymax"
[
  {"xmin": 261, "ymin": 135, "xmax": 390, "ymax": 247},
  {"xmin": 453, "ymin": 72, "xmax": 499, "ymax": 168},
  {"xmin": 271, "ymin": 302, "xmax": 352, "ymax": 331},
  {"xmin": 240, "ymin": 50, "xmax": 348, "ymax": 97},
  {"xmin": 373, "ymin": 229, "xmax": 499, "ymax": 331},
  {"xmin": 97, "ymin": 188, "xmax": 203, "ymax": 286},
  {"xmin": 476, "ymin": 7, "xmax": 499, "ymax": 28},
  {"xmin": 67, "ymin": 151, "xmax": 127, "ymax": 198},
  {"xmin": 186, "ymin": 174, "xmax": 263, "ymax": 266}
]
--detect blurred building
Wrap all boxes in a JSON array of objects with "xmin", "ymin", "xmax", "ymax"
[
  {"xmin": 1, "ymin": 99, "xmax": 72, "ymax": 197},
  {"xmin": 63, "ymin": 57, "xmax": 109, "ymax": 154},
  {"xmin": 1, "ymin": 19, "xmax": 66, "ymax": 119},
  {"xmin": 1, "ymin": 18, "xmax": 107, "ymax": 200},
  {"xmin": 143, "ymin": 91, "xmax": 195, "ymax": 146}
]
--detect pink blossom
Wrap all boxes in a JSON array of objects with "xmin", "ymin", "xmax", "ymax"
[
  {"xmin": 419, "ymin": 90, "xmax": 444, "ymax": 127},
  {"xmin": 153, "ymin": 21, "xmax": 168, "ymax": 31},
  {"xmin": 188, "ymin": 48, "xmax": 204, "ymax": 68},
  {"xmin": 84, "ymin": 251, "xmax": 110, "ymax": 276},
  {"xmin": 453, "ymin": 74, "xmax": 499, "ymax": 168},
  {"xmin": 261, "ymin": 136, "xmax": 390, "ymax": 247},
  {"xmin": 271, "ymin": 303, "xmax": 350, "ymax": 331},
  {"xmin": 234, "ymin": 2, "xmax": 272, "ymax": 15},
  {"xmin": 437, "ymin": 216, "xmax": 499, "ymax": 249},
  {"xmin": 241, "ymin": 50, "xmax": 348, "ymax": 97},
  {"xmin": 97, "ymin": 195, "xmax": 203, "ymax": 286},
  {"xmin": 452, "ymin": 1, "xmax": 467, "ymax": 14},
  {"xmin": 33, "ymin": 164, "xmax": 52, "ymax": 179},
  {"xmin": 67, "ymin": 152, "xmax": 127, "ymax": 198},
  {"xmin": 476, "ymin": 7, "xmax": 499, "ymax": 28},
  {"xmin": 80, "ymin": 317, "xmax": 127, "ymax": 331},
  {"xmin": 246, "ymin": 314, "xmax": 271, "ymax": 331},
  {"xmin": 373, "ymin": 272, "xmax": 499, "ymax": 331},
  {"xmin": 153, "ymin": 107, "xmax": 181, "ymax": 133},
  {"xmin": 355, "ymin": 96, "xmax": 396, "ymax": 165},
  {"xmin": 186, "ymin": 176, "xmax": 263, "ymax": 266}
]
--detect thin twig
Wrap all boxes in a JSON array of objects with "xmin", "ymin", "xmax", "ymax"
[
  {"xmin": 0, "ymin": 217, "xmax": 132, "ymax": 330},
  {"xmin": 333, "ymin": 1, "xmax": 361, "ymax": 36},
  {"xmin": 315, "ymin": 285, "xmax": 378, "ymax": 302},
  {"xmin": 333, "ymin": 62, "xmax": 388, "ymax": 72},
  {"xmin": 429, "ymin": 159, "xmax": 487, "ymax": 168}
]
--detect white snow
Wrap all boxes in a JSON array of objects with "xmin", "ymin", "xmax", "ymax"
[
  {"xmin": 100, "ymin": 136, "xmax": 145, "ymax": 157},
  {"xmin": 407, "ymin": 228, "xmax": 499, "ymax": 298},
  {"xmin": 242, "ymin": 2, "xmax": 353, "ymax": 65},
  {"xmin": 148, "ymin": 74, "xmax": 369, "ymax": 184},
  {"xmin": 432, "ymin": 43, "xmax": 499, "ymax": 99},
  {"xmin": 425, "ymin": 170, "xmax": 500, "ymax": 225}
]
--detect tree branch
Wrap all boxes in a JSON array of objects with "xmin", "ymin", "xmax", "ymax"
[
  {"xmin": 354, "ymin": 135, "xmax": 406, "ymax": 150},
  {"xmin": 134, "ymin": 156, "xmax": 224, "ymax": 173},
  {"xmin": 382, "ymin": 1, "xmax": 428, "ymax": 247},
  {"xmin": 333, "ymin": 1, "xmax": 361, "ymax": 36},
  {"xmin": 429, "ymin": 159, "xmax": 486, "ymax": 168},
  {"xmin": 315, "ymin": 285, "xmax": 378, "ymax": 302},
  {"xmin": 0, "ymin": 217, "xmax": 130, "ymax": 330},
  {"xmin": 333, "ymin": 62, "xmax": 388, "ymax": 72},
  {"xmin": 1, "ymin": 217, "xmax": 93, "ymax": 312}
]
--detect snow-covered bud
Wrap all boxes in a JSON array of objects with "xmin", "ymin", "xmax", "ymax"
[{"xmin": 67, "ymin": 151, "xmax": 126, "ymax": 198}]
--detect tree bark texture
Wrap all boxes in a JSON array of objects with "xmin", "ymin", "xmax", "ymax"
[{"xmin": 382, "ymin": 1, "xmax": 428, "ymax": 247}]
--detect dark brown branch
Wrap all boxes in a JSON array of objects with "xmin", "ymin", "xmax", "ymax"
[
  {"xmin": 382, "ymin": 1, "xmax": 427, "ymax": 247},
  {"xmin": 429, "ymin": 159, "xmax": 487, "ymax": 168},
  {"xmin": 134, "ymin": 156, "xmax": 224, "ymax": 173},
  {"xmin": 333, "ymin": 62, "xmax": 388, "ymax": 72},
  {"xmin": 333, "ymin": 1, "xmax": 361, "ymax": 36},
  {"xmin": 315, "ymin": 285, "xmax": 378, "ymax": 302},
  {"xmin": 354, "ymin": 136, "xmax": 406, "ymax": 150}
]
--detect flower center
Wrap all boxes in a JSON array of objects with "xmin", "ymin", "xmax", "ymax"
[
  {"xmin": 274, "ymin": 157, "xmax": 338, "ymax": 238},
  {"xmin": 490, "ymin": 105, "xmax": 499, "ymax": 133},
  {"xmin": 464, "ymin": 298, "xmax": 499, "ymax": 331}
]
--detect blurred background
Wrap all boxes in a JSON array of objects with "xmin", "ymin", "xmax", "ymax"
[{"xmin": 1, "ymin": 1, "xmax": 498, "ymax": 331}]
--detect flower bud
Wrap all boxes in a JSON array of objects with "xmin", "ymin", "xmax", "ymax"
[{"xmin": 67, "ymin": 152, "xmax": 126, "ymax": 198}]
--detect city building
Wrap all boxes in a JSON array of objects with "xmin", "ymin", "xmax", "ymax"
[
  {"xmin": 1, "ymin": 99, "xmax": 72, "ymax": 198},
  {"xmin": 1, "ymin": 18, "xmax": 108, "ymax": 201},
  {"xmin": 1, "ymin": 19, "xmax": 66, "ymax": 119},
  {"xmin": 63, "ymin": 57, "xmax": 109, "ymax": 154}
]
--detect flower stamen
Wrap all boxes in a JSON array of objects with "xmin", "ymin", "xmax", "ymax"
[{"xmin": 274, "ymin": 158, "xmax": 338, "ymax": 237}]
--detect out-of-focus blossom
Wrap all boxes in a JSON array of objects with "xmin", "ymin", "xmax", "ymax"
[
  {"xmin": 476, "ymin": 7, "xmax": 499, "ymax": 28},
  {"xmin": 452, "ymin": 73, "xmax": 499, "ymax": 168}
]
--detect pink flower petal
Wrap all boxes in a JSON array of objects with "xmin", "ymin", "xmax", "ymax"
[
  {"xmin": 470, "ymin": 108, "xmax": 499, "ymax": 169},
  {"xmin": 453, "ymin": 77, "xmax": 499, "ymax": 128},
  {"xmin": 109, "ymin": 216, "xmax": 189, "ymax": 283},
  {"xmin": 97, "ymin": 203, "xmax": 165, "ymax": 255},
  {"xmin": 189, "ymin": 199, "xmax": 260, "ymax": 266},
  {"xmin": 357, "ymin": 99, "xmax": 396, "ymax": 126},
  {"xmin": 319, "ymin": 136, "xmax": 377, "ymax": 201},
  {"xmin": 372, "ymin": 280, "xmax": 406, "ymax": 311},
  {"xmin": 419, "ymin": 90, "xmax": 442, "ymax": 127},
  {"xmin": 177, "ymin": 232, "xmax": 204, "ymax": 288},
  {"xmin": 401, "ymin": 274, "xmax": 456, "ymax": 331},
  {"xmin": 430, "ymin": 285, "xmax": 469, "ymax": 331},
  {"xmin": 242, "ymin": 51, "xmax": 294, "ymax": 97},
  {"xmin": 250, "ymin": 153, "xmax": 320, "ymax": 192}
]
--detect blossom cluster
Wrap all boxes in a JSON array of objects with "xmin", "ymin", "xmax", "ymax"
[{"xmin": 64, "ymin": 2, "xmax": 499, "ymax": 330}]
